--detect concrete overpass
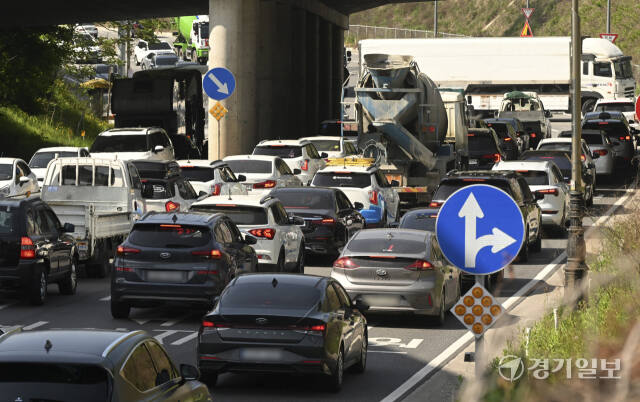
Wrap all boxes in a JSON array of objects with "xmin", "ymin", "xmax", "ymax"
[{"xmin": 7, "ymin": 0, "xmax": 437, "ymax": 157}]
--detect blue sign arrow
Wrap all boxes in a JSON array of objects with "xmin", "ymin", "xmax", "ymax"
[
  {"xmin": 436, "ymin": 184, "xmax": 525, "ymax": 275},
  {"xmin": 203, "ymin": 67, "xmax": 236, "ymax": 101}
]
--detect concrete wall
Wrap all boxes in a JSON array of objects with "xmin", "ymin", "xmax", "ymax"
[{"xmin": 208, "ymin": 0, "xmax": 347, "ymax": 159}]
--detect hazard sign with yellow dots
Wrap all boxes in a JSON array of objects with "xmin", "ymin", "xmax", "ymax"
[
  {"xmin": 209, "ymin": 101, "xmax": 228, "ymax": 121},
  {"xmin": 451, "ymin": 283, "xmax": 504, "ymax": 338}
]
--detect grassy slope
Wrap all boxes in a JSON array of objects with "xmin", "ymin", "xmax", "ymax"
[{"xmin": 351, "ymin": 0, "xmax": 640, "ymax": 83}]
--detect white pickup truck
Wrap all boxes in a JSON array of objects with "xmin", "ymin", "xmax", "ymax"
[{"xmin": 41, "ymin": 158, "xmax": 145, "ymax": 277}]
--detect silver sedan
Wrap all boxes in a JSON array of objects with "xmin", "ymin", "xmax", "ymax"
[
  {"xmin": 559, "ymin": 129, "xmax": 615, "ymax": 177},
  {"xmin": 330, "ymin": 228, "xmax": 460, "ymax": 325}
]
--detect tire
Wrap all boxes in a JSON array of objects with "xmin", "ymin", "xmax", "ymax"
[
  {"xmin": 586, "ymin": 188, "xmax": 594, "ymax": 207},
  {"xmin": 294, "ymin": 244, "xmax": 305, "ymax": 273},
  {"xmin": 58, "ymin": 257, "xmax": 78, "ymax": 295},
  {"xmin": 352, "ymin": 335, "xmax": 367, "ymax": 374},
  {"xmin": 111, "ymin": 298, "xmax": 130, "ymax": 319},
  {"xmin": 275, "ymin": 249, "xmax": 285, "ymax": 272},
  {"xmin": 518, "ymin": 228, "xmax": 530, "ymax": 262},
  {"xmin": 191, "ymin": 49, "xmax": 197, "ymax": 62},
  {"xmin": 135, "ymin": 56, "xmax": 140, "ymax": 66},
  {"xmin": 200, "ymin": 370, "xmax": 218, "ymax": 387},
  {"xmin": 327, "ymin": 347, "xmax": 344, "ymax": 392},
  {"xmin": 531, "ymin": 229, "xmax": 542, "ymax": 253},
  {"xmin": 89, "ymin": 244, "xmax": 111, "ymax": 278},
  {"xmin": 434, "ymin": 287, "xmax": 446, "ymax": 326},
  {"xmin": 29, "ymin": 266, "xmax": 47, "ymax": 305}
]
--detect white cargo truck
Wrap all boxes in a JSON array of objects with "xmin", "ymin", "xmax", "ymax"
[
  {"xmin": 41, "ymin": 158, "xmax": 145, "ymax": 277},
  {"xmin": 359, "ymin": 37, "xmax": 635, "ymax": 115}
]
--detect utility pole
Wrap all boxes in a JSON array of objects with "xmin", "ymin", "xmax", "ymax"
[
  {"xmin": 566, "ymin": 0, "xmax": 588, "ymax": 299},
  {"xmin": 606, "ymin": 0, "xmax": 611, "ymax": 33},
  {"xmin": 434, "ymin": 1, "xmax": 438, "ymax": 38}
]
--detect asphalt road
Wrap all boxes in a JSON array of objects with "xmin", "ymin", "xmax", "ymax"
[{"xmin": 0, "ymin": 174, "xmax": 632, "ymax": 401}]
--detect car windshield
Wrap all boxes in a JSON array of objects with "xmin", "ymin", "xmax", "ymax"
[
  {"xmin": 129, "ymin": 223, "xmax": 211, "ymax": 248},
  {"xmin": 271, "ymin": 190, "xmax": 333, "ymax": 210},
  {"xmin": 225, "ymin": 160, "xmax": 272, "ymax": 174},
  {"xmin": 200, "ymin": 23, "xmax": 209, "ymax": 38},
  {"xmin": 486, "ymin": 123, "xmax": 509, "ymax": 139},
  {"xmin": 0, "ymin": 363, "xmax": 109, "ymax": 402},
  {"xmin": 583, "ymin": 121, "xmax": 628, "ymax": 137},
  {"xmin": 347, "ymin": 232, "xmax": 427, "ymax": 254},
  {"xmin": 434, "ymin": 179, "xmax": 512, "ymax": 200},
  {"xmin": 468, "ymin": 135, "xmax": 498, "ymax": 155},
  {"xmin": 0, "ymin": 206, "xmax": 17, "ymax": 234},
  {"xmin": 613, "ymin": 59, "xmax": 633, "ymax": 79},
  {"xmin": 148, "ymin": 42, "xmax": 172, "ymax": 50},
  {"xmin": 221, "ymin": 281, "xmax": 321, "ymax": 311},
  {"xmin": 0, "ymin": 164, "xmax": 13, "ymax": 180},
  {"xmin": 254, "ymin": 145, "xmax": 302, "ymax": 159},
  {"xmin": 595, "ymin": 103, "xmax": 634, "ymax": 113},
  {"xmin": 190, "ymin": 206, "xmax": 268, "ymax": 225},
  {"xmin": 29, "ymin": 152, "xmax": 78, "ymax": 168},
  {"xmin": 538, "ymin": 142, "xmax": 571, "ymax": 152},
  {"xmin": 156, "ymin": 56, "xmax": 177, "ymax": 66},
  {"xmin": 515, "ymin": 171, "xmax": 549, "ymax": 186},
  {"xmin": 399, "ymin": 212, "xmax": 437, "ymax": 232},
  {"xmin": 90, "ymin": 135, "xmax": 148, "ymax": 153},
  {"xmin": 309, "ymin": 140, "xmax": 340, "ymax": 152},
  {"xmin": 181, "ymin": 167, "xmax": 216, "ymax": 182},
  {"xmin": 312, "ymin": 172, "xmax": 371, "ymax": 188}
]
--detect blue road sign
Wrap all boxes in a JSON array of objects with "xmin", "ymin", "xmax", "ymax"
[
  {"xmin": 203, "ymin": 67, "xmax": 236, "ymax": 101},
  {"xmin": 436, "ymin": 184, "xmax": 525, "ymax": 275}
]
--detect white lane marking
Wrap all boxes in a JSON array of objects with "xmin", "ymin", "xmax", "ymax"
[
  {"xmin": 22, "ymin": 321, "xmax": 48, "ymax": 330},
  {"xmin": 0, "ymin": 302, "xmax": 17, "ymax": 311},
  {"xmin": 369, "ymin": 351, "xmax": 408, "ymax": 354},
  {"xmin": 381, "ymin": 186, "xmax": 635, "ymax": 402},
  {"xmin": 99, "ymin": 296, "xmax": 111, "ymax": 301},
  {"xmin": 170, "ymin": 332, "xmax": 198, "ymax": 346},
  {"xmin": 132, "ymin": 319, "xmax": 151, "ymax": 325},
  {"xmin": 161, "ymin": 315, "xmax": 190, "ymax": 327},
  {"xmin": 153, "ymin": 330, "xmax": 180, "ymax": 344},
  {"xmin": 370, "ymin": 337, "xmax": 424, "ymax": 349}
]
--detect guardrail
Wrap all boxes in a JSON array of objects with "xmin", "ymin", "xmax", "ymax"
[{"xmin": 345, "ymin": 24, "xmax": 468, "ymax": 44}]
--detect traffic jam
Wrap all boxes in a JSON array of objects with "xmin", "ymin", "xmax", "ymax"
[{"xmin": 1, "ymin": 33, "xmax": 639, "ymax": 401}]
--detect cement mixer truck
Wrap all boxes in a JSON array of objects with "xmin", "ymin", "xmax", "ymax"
[
  {"xmin": 173, "ymin": 15, "xmax": 209, "ymax": 64},
  {"xmin": 354, "ymin": 54, "xmax": 469, "ymax": 213}
]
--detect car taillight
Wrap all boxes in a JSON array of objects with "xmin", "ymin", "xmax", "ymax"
[
  {"xmin": 296, "ymin": 324, "xmax": 326, "ymax": 332},
  {"xmin": 594, "ymin": 149, "xmax": 608, "ymax": 156},
  {"xmin": 212, "ymin": 184, "xmax": 221, "ymax": 196},
  {"xmin": 504, "ymin": 137, "xmax": 512, "ymax": 142},
  {"xmin": 115, "ymin": 267, "xmax": 133, "ymax": 272},
  {"xmin": 300, "ymin": 159, "xmax": 309, "ymax": 171},
  {"xmin": 202, "ymin": 320, "xmax": 230, "ymax": 328},
  {"xmin": 333, "ymin": 257, "xmax": 359, "ymax": 269},
  {"xmin": 253, "ymin": 180, "xmax": 276, "ymax": 189},
  {"xmin": 196, "ymin": 269, "xmax": 219, "ymax": 275},
  {"xmin": 369, "ymin": 190, "xmax": 378, "ymax": 205},
  {"xmin": 116, "ymin": 246, "xmax": 140, "ymax": 256},
  {"xmin": 249, "ymin": 228, "xmax": 276, "ymax": 239},
  {"xmin": 191, "ymin": 249, "xmax": 222, "ymax": 259},
  {"xmin": 530, "ymin": 133, "xmax": 537, "ymax": 138},
  {"xmin": 536, "ymin": 188, "xmax": 559, "ymax": 196},
  {"xmin": 481, "ymin": 153, "xmax": 501, "ymax": 163},
  {"xmin": 429, "ymin": 201, "xmax": 443, "ymax": 208},
  {"xmin": 405, "ymin": 260, "xmax": 433, "ymax": 271},
  {"xmin": 165, "ymin": 201, "xmax": 180, "ymax": 212},
  {"xmin": 20, "ymin": 237, "xmax": 35, "ymax": 259},
  {"xmin": 619, "ymin": 135, "xmax": 631, "ymax": 141},
  {"xmin": 580, "ymin": 155, "xmax": 586, "ymax": 161},
  {"xmin": 313, "ymin": 218, "xmax": 335, "ymax": 225}
]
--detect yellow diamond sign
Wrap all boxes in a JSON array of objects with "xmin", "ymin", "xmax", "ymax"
[
  {"xmin": 209, "ymin": 101, "xmax": 228, "ymax": 121},
  {"xmin": 451, "ymin": 282, "xmax": 504, "ymax": 338}
]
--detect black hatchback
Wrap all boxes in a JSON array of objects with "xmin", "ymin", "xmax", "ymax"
[
  {"xmin": 198, "ymin": 274, "xmax": 368, "ymax": 392},
  {"xmin": 110, "ymin": 212, "xmax": 258, "ymax": 318},
  {"xmin": 467, "ymin": 128, "xmax": 508, "ymax": 170}
]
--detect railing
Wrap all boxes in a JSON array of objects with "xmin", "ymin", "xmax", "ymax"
[{"xmin": 345, "ymin": 24, "xmax": 468, "ymax": 44}]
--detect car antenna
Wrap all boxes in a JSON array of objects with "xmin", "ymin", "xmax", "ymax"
[{"xmin": 272, "ymin": 278, "xmax": 278, "ymax": 288}]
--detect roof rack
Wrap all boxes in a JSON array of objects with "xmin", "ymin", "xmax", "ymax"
[{"xmin": 325, "ymin": 157, "xmax": 377, "ymax": 168}]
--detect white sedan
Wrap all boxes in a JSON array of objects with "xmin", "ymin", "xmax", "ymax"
[
  {"xmin": 0, "ymin": 158, "xmax": 40, "ymax": 197},
  {"xmin": 223, "ymin": 155, "xmax": 302, "ymax": 195},
  {"xmin": 178, "ymin": 160, "xmax": 247, "ymax": 197}
]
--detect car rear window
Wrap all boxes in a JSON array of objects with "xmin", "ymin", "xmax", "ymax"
[
  {"xmin": 515, "ymin": 171, "xmax": 549, "ymax": 186},
  {"xmin": 253, "ymin": 145, "xmax": 302, "ymax": 159},
  {"xmin": 468, "ymin": 135, "xmax": 498, "ymax": 155},
  {"xmin": 225, "ymin": 160, "xmax": 272, "ymax": 174},
  {"xmin": 486, "ymin": 123, "xmax": 509, "ymax": 139},
  {"xmin": 595, "ymin": 103, "xmax": 634, "ymax": 113},
  {"xmin": 583, "ymin": 121, "xmax": 628, "ymax": 137},
  {"xmin": 399, "ymin": 212, "xmax": 437, "ymax": 232},
  {"xmin": 0, "ymin": 206, "xmax": 18, "ymax": 234},
  {"xmin": 129, "ymin": 224, "xmax": 211, "ymax": 248},
  {"xmin": 90, "ymin": 135, "xmax": 148, "ymax": 153},
  {"xmin": 0, "ymin": 363, "xmax": 109, "ymax": 402},
  {"xmin": 189, "ymin": 205, "xmax": 268, "ymax": 225},
  {"xmin": 0, "ymin": 164, "xmax": 12, "ymax": 180},
  {"xmin": 520, "ymin": 154, "xmax": 571, "ymax": 180},
  {"xmin": 221, "ymin": 281, "xmax": 321, "ymax": 310},
  {"xmin": 156, "ymin": 56, "xmax": 177, "ymax": 66},
  {"xmin": 180, "ymin": 167, "xmax": 216, "ymax": 182},
  {"xmin": 522, "ymin": 121, "xmax": 541, "ymax": 133},
  {"xmin": 580, "ymin": 134, "xmax": 605, "ymax": 145},
  {"xmin": 312, "ymin": 172, "xmax": 371, "ymax": 188},
  {"xmin": 434, "ymin": 179, "xmax": 513, "ymax": 200},
  {"xmin": 141, "ymin": 179, "xmax": 174, "ymax": 199},
  {"xmin": 309, "ymin": 140, "xmax": 340, "ymax": 152},
  {"xmin": 271, "ymin": 190, "xmax": 333, "ymax": 210},
  {"xmin": 347, "ymin": 232, "xmax": 428, "ymax": 255},
  {"xmin": 537, "ymin": 142, "xmax": 571, "ymax": 152},
  {"xmin": 29, "ymin": 151, "xmax": 77, "ymax": 168}
]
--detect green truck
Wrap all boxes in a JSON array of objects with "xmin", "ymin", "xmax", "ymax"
[{"xmin": 173, "ymin": 15, "xmax": 209, "ymax": 64}]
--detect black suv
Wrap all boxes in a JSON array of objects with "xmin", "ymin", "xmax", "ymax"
[
  {"xmin": 131, "ymin": 160, "xmax": 181, "ymax": 180},
  {"xmin": 467, "ymin": 128, "xmax": 508, "ymax": 170},
  {"xmin": 111, "ymin": 212, "xmax": 258, "ymax": 318},
  {"xmin": 431, "ymin": 170, "xmax": 542, "ymax": 262},
  {"xmin": 485, "ymin": 119, "xmax": 521, "ymax": 159},
  {"xmin": 0, "ymin": 195, "xmax": 77, "ymax": 305},
  {"xmin": 582, "ymin": 111, "xmax": 636, "ymax": 168}
]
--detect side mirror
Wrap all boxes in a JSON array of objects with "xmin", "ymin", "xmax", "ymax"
[
  {"xmin": 352, "ymin": 299, "xmax": 370, "ymax": 312},
  {"xmin": 534, "ymin": 192, "xmax": 545, "ymax": 201},
  {"xmin": 236, "ymin": 174, "xmax": 246, "ymax": 182},
  {"xmin": 591, "ymin": 152, "xmax": 600, "ymax": 159},
  {"xmin": 243, "ymin": 234, "xmax": 258, "ymax": 245},
  {"xmin": 289, "ymin": 216, "xmax": 305, "ymax": 226},
  {"xmin": 18, "ymin": 176, "xmax": 30, "ymax": 184},
  {"xmin": 292, "ymin": 168, "xmax": 301, "ymax": 175},
  {"xmin": 180, "ymin": 364, "xmax": 200, "ymax": 381},
  {"xmin": 320, "ymin": 152, "xmax": 329, "ymax": 158},
  {"xmin": 353, "ymin": 202, "xmax": 364, "ymax": 210},
  {"xmin": 390, "ymin": 180, "xmax": 400, "ymax": 187},
  {"xmin": 153, "ymin": 145, "xmax": 164, "ymax": 153},
  {"xmin": 545, "ymin": 110, "xmax": 552, "ymax": 118},
  {"xmin": 197, "ymin": 191, "xmax": 208, "ymax": 201},
  {"xmin": 62, "ymin": 222, "xmax": 75, "ymax": 233}
]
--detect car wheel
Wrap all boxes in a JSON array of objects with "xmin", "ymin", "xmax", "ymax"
[
  {"xmin": 586, "ymin": 188, "xmax": 594, "ymax": 207},
  {"xmin": 531, "ymin": 229, "xmax": 542, "ymax": 253},
  {"xmin": 200, "ymin": 370, "xmax": 218, "ymax": 387},
  {"xmin": 518, "ymin": 227, "xmax": 530, "ymax": 262},
  {"xmin": 58, "ymin": 257, "xmax": 78, "ymax": 295},
  {"xmin": 29, "ymin": 267, "xmax": 47, "ymax": 305},
  {"xmin": 275, "ymin": 249, "xmax": 285, "ymax": 272},
  {"xmin": 434, "ymin": 287, "xmax": 446, "ymax": 326},
  {"xmin": 327, "ymin": 346, "xmax": 344, "ymax": 392},
  {"xmin": 89, "ymin": 244, "xmax": 111, "ymax": 278},
  {"xmin": 352, "ymin": 335, "xmax": 367, "ymax": 374},
  {"xmin": 191, "ymin": 49, "xmax": 197, "ymax": 62},
  {"xmin": 581, "ymin": 98, "xmax": 597, "ymax": 116},
  {"xmin": 111, "ymin": 298, "xmax": 130, "ymax": 319},
  {"xmin": 295, "ymin": 244, "xmax": 305, "ymax": 273}
]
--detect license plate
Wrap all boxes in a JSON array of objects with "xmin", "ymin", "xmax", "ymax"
[
  {"xmin": 240, "ymin": 348, "xmax": 284, "ymax": 362},
  {"xmin": 78, "ymin": 242, "xmax": 88, "ymax": 251},
  {"xmin": 361, "ymin": 294, "xmax": 402, "ymax": 307},
  {"xmin": 146, "ymin": 270, "xmax": 185, "ymax": 283},
  {"xmin": 469, "ymin": 159, "xmax": 478, "ymax": 165}
]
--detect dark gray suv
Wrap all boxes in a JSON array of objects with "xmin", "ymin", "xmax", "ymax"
[{"xmin": 110, "ymin": 212, "xmax": 258, "ymax": 318}]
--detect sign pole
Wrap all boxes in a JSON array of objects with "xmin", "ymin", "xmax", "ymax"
[
  {"xmin": 217, "ymin": 119, "xmax": 221, "ymax": 160},
  {"xmin": 475, "ymin": 275, "xmax": 485, "ymax": 379},
  {"xmin": 606, "ymin": 0, "xmax": 611, "ymax": 34}
]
